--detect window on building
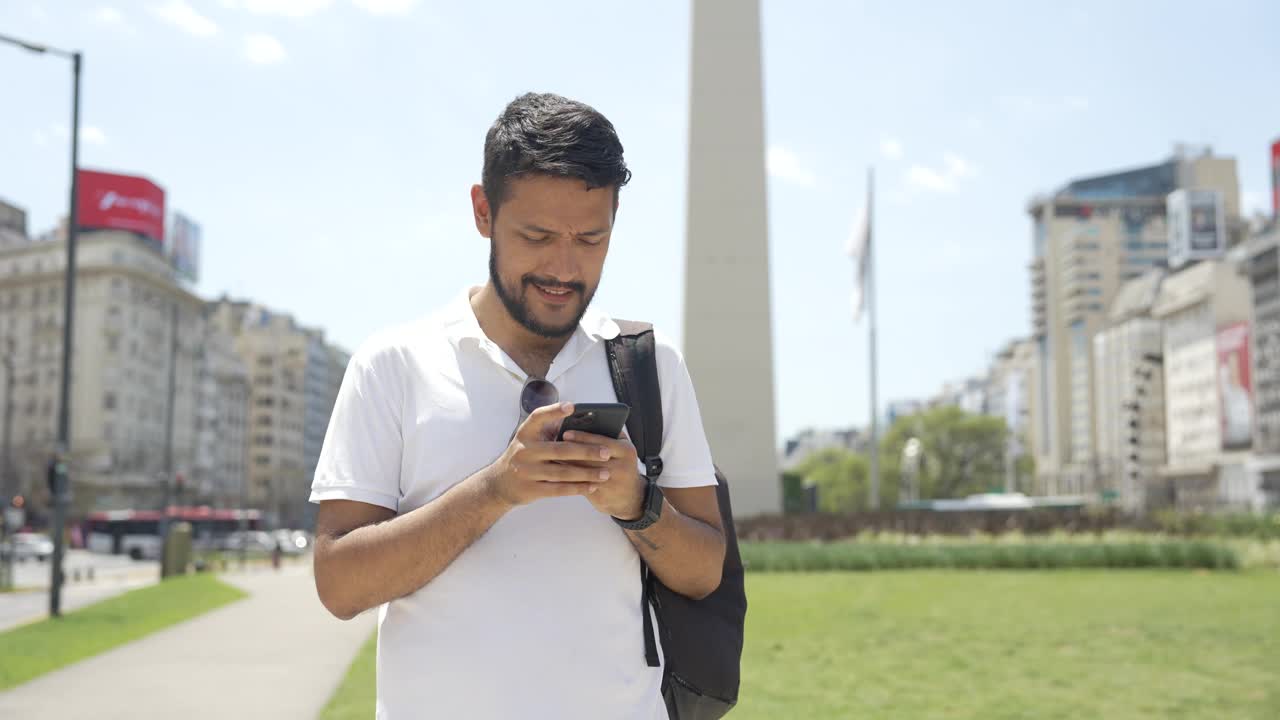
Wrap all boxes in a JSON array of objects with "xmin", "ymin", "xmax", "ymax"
[{"xmin": 104, "ymin": 392, "xmax": 117, "ymax": 410}]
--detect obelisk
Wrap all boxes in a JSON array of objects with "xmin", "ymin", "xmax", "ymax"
[{"xmin": 683, "ymin": 0, "xmax": 780, "ymax": 517}]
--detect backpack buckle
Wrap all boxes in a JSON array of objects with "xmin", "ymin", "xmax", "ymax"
[{"xmin": 643, "ymin": 456, "xmax": 664, "ymax": 479}]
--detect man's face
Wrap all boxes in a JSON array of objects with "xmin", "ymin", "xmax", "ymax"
[{"xmin": 474, "ymin": 175, "xmax": 616, "ymax": 339}]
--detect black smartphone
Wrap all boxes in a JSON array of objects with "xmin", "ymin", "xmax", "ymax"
[{"xmin": 556, "ymin": 403, "xmax": 631, "ymax": 441}]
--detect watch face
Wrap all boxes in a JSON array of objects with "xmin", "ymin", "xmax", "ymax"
[{"xmin": 646, "ymin": 482, "xmax": 663, "ymax": 519}]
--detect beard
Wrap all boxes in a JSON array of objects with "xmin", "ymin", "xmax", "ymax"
[{"xmin": 489, "ymin": 240, "xmax": 595, "ymax": 339}]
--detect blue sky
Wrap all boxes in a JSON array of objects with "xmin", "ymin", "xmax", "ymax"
[{"xmin": 1, "ymin": 0, "xmax": 1277, "ymax": 444}]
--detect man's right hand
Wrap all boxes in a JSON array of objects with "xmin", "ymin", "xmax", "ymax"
[{"xmin": 484, "ymin": 402, "xmax": 614, "ymax": 508}]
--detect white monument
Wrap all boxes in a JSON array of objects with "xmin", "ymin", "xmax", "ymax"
[{"xmin": 682, "ymin": 0, "xmax": 781, "ymax": 517}]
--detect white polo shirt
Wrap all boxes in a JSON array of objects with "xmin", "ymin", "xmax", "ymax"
[{"xmin": 310, "ymin": 288, "xmax": 717, "ymax": 720}]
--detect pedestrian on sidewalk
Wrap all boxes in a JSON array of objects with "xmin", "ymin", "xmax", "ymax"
[{"xmin": 310, "ymin": 93, "xmax": 726, "ymax": 719}]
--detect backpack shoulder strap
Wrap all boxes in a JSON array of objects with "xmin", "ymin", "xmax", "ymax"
[
  {"xmin": 604, "ymin": 319, "xmax": 664, "ymax": 670},
  {"xmin": 605, "ymin": 320, "xmax": 664, "ymax": 480}
]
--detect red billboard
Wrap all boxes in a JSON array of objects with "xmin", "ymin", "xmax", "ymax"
[
  {"xmin": 77, "ymin": 169, "xmax": 166, "ymax": 244},
  {"xmin": 1271, "ymin": 139, "xmax": 1279, "ymax": 216},
  {"xmin": 1217, "ymin": 322, "xmax": 1253, "ymax": 450}
]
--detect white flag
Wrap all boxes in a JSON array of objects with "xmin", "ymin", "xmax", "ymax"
[{"xmin": 847, "ymin": 190, "xmax": 872, "ymax": 321}]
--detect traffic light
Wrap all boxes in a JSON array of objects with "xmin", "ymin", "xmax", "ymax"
[{"xmin": 46, "ymin": 458, "xmax": 68, "ymax": 498}]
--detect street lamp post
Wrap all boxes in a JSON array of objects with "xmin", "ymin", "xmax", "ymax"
[
  {"xmin": 1, "ymin": 337, "xmax": 16, "ymax": 590},
  {"xmin": 901, "ymin": 437, "xmax": 923, "ymax": 504},
  {"xmin": 1, "ymin": 338, "xmax": 14, "ymax": 501},
  {"xmin": 0, "ymin": 32, "xmax": 83, "ymax": 618}
]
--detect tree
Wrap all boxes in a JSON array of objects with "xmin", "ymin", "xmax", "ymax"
[
  {"xmin": 794, "ymin": 448, "xmax": 869, "ymax": 513},
  {"xmin": 878, "ymin": 406, "xmax": 1009, "ymax": 503}
]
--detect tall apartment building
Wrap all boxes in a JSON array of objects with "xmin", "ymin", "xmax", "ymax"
[
  {"xmin": 192, "ymin": 328, "xmax": 249, "ymax": 507},
  {"xmin": 1093, "ymin": 270, "xmax": 1167, "ymax": 511},
  {"xmin": 986, "ymin": 339, "xmax": 1038, "ymax": 493},
  {"xmin": 1151, "ymin": 260, "xmax": 1255, "ymax": 510},
  {"xmin": 0, "ymin": 198, "xmax": 27, "ymax": 241},
  {"xmin": 0, "ymin": 228, "xmax": 207, "ymax": 515},
  {"xmin": 1027, "ymin": 149, "xmax": 1240, "ymax": 495},
  {"xmin": 928, "ymin": 377, "xmax": 988, "ymax": 415},
  {"xmin": 207, "ymin": 299, "xmax": 344, "ymax": 528},
  {"xmin": 1244, "ymin": 220, "xmax": 1280, "ymax": 508}
]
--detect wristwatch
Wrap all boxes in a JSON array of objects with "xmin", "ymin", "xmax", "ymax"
[{"xmin": 613, "ymin": 476, "xmax": 663, "ymax": 531}]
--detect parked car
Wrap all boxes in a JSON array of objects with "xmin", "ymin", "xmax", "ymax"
[{"xmin": 3, "ymin": 532, "xmax": 55, "ymax": 562}]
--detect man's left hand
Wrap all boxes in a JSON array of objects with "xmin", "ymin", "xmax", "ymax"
[{"xmin": 561, "ymin": 431, "xmax": 646, "ymax": 521}]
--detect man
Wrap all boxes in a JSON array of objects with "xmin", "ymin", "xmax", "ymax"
[{"xmin": 311, "ymin": 92, "xmax": 727, "ymax": 719}]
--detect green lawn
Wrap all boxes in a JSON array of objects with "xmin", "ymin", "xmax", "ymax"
[
  {"xmin": 0, "ymin": 574, "xmax": 246, "ymax": 690},
  {"xmin": 320, "ymin": 632, "xmax": 378, "ymax": 720},
  {"xmin": 321, "ymin": 571, "xmax": 1280, "ymax": 719}
]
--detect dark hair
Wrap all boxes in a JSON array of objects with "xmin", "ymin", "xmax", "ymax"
[{"xmin": 482, "ymin": 93, "xmax": 631, "ymax": 215}]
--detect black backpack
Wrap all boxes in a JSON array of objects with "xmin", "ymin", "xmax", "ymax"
[{"xmin": 605, "ymin": 321, "xmax": 747, "ymax": 720}]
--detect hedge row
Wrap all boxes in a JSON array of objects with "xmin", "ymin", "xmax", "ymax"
[{"xmin": 740, "ymin": 540, "xmax": 1240, "ymax": 572}]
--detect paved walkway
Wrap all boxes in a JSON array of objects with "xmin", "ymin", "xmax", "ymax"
[
  {"xmin": 0, "ymin": 565, "xmax": 377, "ymax": 719},
  {"xmin": 0, "ymin": 576, "xmax": 158, "ymax": 632}
]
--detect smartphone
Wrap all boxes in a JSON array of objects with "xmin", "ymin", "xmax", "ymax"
[{"xmin": 556, "ymin": 403, "xmax": 631, "ymax": 442}]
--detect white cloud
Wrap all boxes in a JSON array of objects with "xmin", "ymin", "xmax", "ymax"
[
  {"xmin": 996, "ymin": 94, "xmax": 1091, "ymax": 115},
  {"xmin": 943, "ymin": 152, "xmax": 975, "ymax": 179},
  {"xmin": 767, "ymin": 145, "xmax": 817, "ymax": 187},
  {"xmin": 240, "ymin": 0, "xmax": 333, "ymax": 17},
  {"xmin": 80, "ymin": 126, "xmax": 107, "ymax": 145},
  {"xmin": 94, "ymin": 6, "xmax": 132, "ymax": 30},
  {"xmin": 45, "ymin": 124, "xmax": 107, "ymax": 145},
  {"xmin": 244, "ymin": 33, "xmax": 286, "ymax": 64},
  {"xmin": 880, "ymin": 138, "xmax": 903, "ymax": 160},
  {"xmin": 907, "ymin": 152, "xmax": 978, "ymax": 194},
  {"xmin": 351, "ymin": 0, "xmax": 417, "ymax": 16},
  {"xmin": 907, "ymin": 166, "xmax": 955, "ymax": 193},
  {"xmin": 153, "ymin": 1, "xmax": 218, "ymax": 36}
]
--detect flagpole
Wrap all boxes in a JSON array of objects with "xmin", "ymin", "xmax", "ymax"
[{"xmin": 868, "ymin": 167, "xmax": 880, "ymax": 510}]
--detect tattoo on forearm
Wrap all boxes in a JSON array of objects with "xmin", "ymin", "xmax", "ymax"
[{"xmin": 633, "ymin": 531, "xmax": 660, "ymax": 552}]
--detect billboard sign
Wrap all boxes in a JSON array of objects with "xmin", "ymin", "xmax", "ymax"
[
  {"xmin": 170, "ymin": 213, "xmax": 201, "ymax": 283},
  {"xmin": 1217, "ymin": 322, "xmax": 1253, "ymax": 450},
  {"xmin": 77, "ymin": 169, "xmax": 166, "ymax": 244},
  {"xmin": 1167, "ymin": 189, "xmax": 1224, "ymax": 269}
]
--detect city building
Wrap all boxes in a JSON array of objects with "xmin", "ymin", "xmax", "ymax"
[
  {"xmin": 207, "ymin": 299, "xmax": 345, "ymax": 528},
  {"xmin": 0, "ymin": 198, "xmax": 27, "ymax": 245},
  {"xmin": 885, "ymin": 399, "xmax": 924, "ymax": 426},
  {"xmin": 192, "ymin": 327, "xmax": 249, "ymax": 508},
  {"xmin": 0, "ymin": 227, "xmax": 205, "ymax": 515},
  {"xmin": 1244, "ymin": 219, "xmax": 1280, "ymax": 508},
  {"xmin": 1150, "ymin": 260, "xmax": 1257, "ymax": 510},
  {"xmin": 299, "ymin": 328, "xmax": 340, "ymax": 528},
  {"xmin": 1093, "ymin": 269, "xmax": 1167, "ymax": 511},
  {"xmin": 1027, "ymin": 147, "xmax": 1241, "ymax": 496},
  {"xmin": 985, "ymin": 339, "xmax": 1038, "ymax": 493},
  {"xmin": 780, "ymin": 427, "xmax": 864, "ymax": 472},
  {"xmin": 928, "ymin": 376, "xmax": 987, "ymax": 415}
]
